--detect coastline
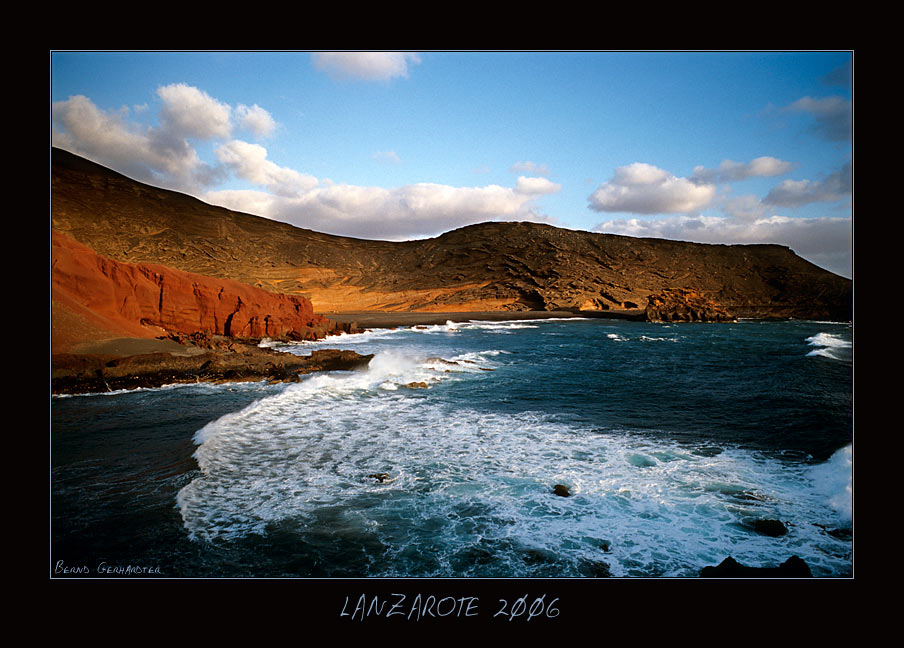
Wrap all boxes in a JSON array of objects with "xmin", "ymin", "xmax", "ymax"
[
  {"xmin": 325, "ymin": 309, "xmax": 646, "ymax": 328},
  {"xmin": 49, "ymin": 310, "xmax": 642, "ymax": 396},
  {"xmin": 51, "ymin": 339, "xmax": 373, "ymax": 396}
]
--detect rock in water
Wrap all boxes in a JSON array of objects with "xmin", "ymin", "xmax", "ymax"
[
  {"xmin": 553, "ymin": 484, "xmax": 571, "ymax": 497},
  {"xmin": 700, "ymin": 556, "xmax": 812, "ymax": 578},
  {"xmin": 748, "ymin": 518, "xmax": 789, "ymax": 537}
]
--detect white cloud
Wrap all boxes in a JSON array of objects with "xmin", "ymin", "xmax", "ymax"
[
  {"xmin": 51, "ymin": 94, "xmax": 212, "ymax": 191},
  {"xmin": 588, "ymin": 163, "xmax": 716, "ymax": 214},
  {"xmin": 205, "ymin": 180, "xmax": 556, "ymax": 241},
  {"xmin": 718, "ymin": 194, "xmax": 769, "ymax": 223},
  {"xmin": 215, "ymin": 140, "xmax": 318, "ymax": 197},
  {"xmin": 691, "ymin": 156, "xmax": 793, "ymax": 184},
  {"xmin": 236, "ymin": 103, "xmax": 277, "ymax": 138},
  {"xmin": 515, "ymin": 176, "xmax": 562, "ymax": 195},
  {"xmin": 311, "ymin": 52, "xmax": 421, "ymax": 82},
  {"xmin": 52, "ymin": 85, "xmax": 561, "ymax": 241},
  {"xmin": 594, "ymin": 211, "xmax": 852, "ymax": 278},
  {"xmin": 157, "ymin": 83, "xmax": 232, "ymax": 139},
  {"xmin": 784, "ymin": 95, "xmax": 852, "ymax": 142},
  {"xmin": 764, "ymin": 161, "xmax": 852, "ymax": 207},
  {"xmin": 52, "ymin": 86, "xmax": 286, "ymax": 194},
  {"xmin": 510, "ymin": 160, "xmax": 551, "ymax": 176}
]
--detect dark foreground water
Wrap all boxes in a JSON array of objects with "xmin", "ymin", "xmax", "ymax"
[{"xmin": 51, "ymin": 318, "xmax": 853, "ymax": 578}]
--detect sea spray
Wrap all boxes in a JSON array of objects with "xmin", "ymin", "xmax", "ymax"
[{"xmin": 806, "ymin": 332, "xmax": 853, "ymax": 361}]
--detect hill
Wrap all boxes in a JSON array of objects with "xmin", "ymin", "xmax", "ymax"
[{"xmin": 50, "ymin": 147, "xmax": 852, "ymax": 322}]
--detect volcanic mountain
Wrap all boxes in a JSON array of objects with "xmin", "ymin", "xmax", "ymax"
[{"xmin": 50, "ymin": 147, "xmax": 852, "ymax": 323}]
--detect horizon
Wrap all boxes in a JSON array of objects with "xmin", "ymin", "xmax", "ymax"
[{"xmin": 50, "ymin": 51, "xmax": 853, "ymax": 278}]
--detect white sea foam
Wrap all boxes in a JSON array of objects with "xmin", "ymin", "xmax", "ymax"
[
  {"xmin": 176, "ymin": 355, "xmax": 852, "ymax": 576},
  {"xmin": 463, "ymin": 321, "xmax": 540, "ymax": 332},
  {"xmin": 808, "ymin": 444, "xmax": 853, "ymax": 522},
  {"xmin": 806, "ymin": 332, "xmax": 853, "ymax": 361},
  {"xmin": 276, "ymin": 327, "xmax": 402, "ymax": 351}
]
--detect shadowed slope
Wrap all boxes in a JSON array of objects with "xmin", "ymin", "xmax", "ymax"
[{"xmin": 51, "ymin": 147, "xmax": 852, "ymax": 321}]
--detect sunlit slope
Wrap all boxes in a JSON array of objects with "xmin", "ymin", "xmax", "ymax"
[{"xmin": 51, "ymin": 148, "xmax": 852, "ymax": 320}]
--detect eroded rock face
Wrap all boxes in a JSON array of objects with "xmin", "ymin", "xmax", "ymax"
[
  {"xmin": 52, "ymin": 230, "xmax": 342, "ymax": 348},
  {"xmin": 644, "ymin": 289, "xmax": 736, "ymax": 323}
]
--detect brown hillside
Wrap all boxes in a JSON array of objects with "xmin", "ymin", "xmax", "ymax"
[{"xmin": 50, "ymin": 147, "xmax": 852, "ymax": 321}]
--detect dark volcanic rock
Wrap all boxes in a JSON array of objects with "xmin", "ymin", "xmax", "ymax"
[
  {"xmin": 747, "ymin": 518, "xmax": 789, "ymax": 537},
  {"xmin": 51, "ymin": 148, "xmax": 852, "ymax": 321},
  {"xmin": 51, "ymin": 345, "xmax": 374, "ymax": 395},
  {"xmin": 700, "ymin": 556, "xmax": 812, "ymax": 578}
]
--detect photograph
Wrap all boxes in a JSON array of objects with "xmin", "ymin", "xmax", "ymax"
[{"xmin": 50, "ymin": 50, "xmax": 853, "ymax": 596}]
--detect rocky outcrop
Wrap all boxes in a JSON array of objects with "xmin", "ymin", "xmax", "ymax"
[
  {"xmin": 51, "ymin": 148, "xmax": 853, "ymax": 321},
  {"xmin": 745, "ymin": 519, "xmax": 789, "ymax": 537},
  {"xmin": 51, "ymin": 344, "xmax": 374, "ymax": 395},
  {"xmin": 52, "ymin": 230, "xmax": 351, "ymax": 352},
  {"xmin": 644, "ymin": 289, "xmax": 736, "ymax": 322},
  {"xmin": 700, "ymin": 556, "xmax": 812, "ymax": 578}
]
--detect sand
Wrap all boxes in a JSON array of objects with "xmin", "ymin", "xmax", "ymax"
[{"xmin": 69, "ymin": 337, "xmax": 208, "ymax": 357}]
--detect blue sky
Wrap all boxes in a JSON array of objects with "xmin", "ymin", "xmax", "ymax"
[{"xmin": 51, "ymin": 51, "xmax": 853, "ymax": 277}]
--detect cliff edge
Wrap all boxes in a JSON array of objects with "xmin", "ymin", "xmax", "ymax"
[{"xmin": 51, "ymin": 229, "xmax": 349, "ymax": 353}]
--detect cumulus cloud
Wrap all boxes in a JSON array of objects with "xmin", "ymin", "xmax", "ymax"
[
  {"xmin": 515, "ymin": 176, "xmax": 562, "ymax": 195},
  {"xmin": 215, "ymin": 140, "xmax": 319, "ymax": 197},
  {"xmin": 784, "ymin": 95, "xmax": 852, "ymax": 142},
  {"xmin": 588, "ymin": 163, "xmax": 716, "ymax": 215},
  {"xmin": 311, "ymin": 52, "xmax": 421, "ymax": 82},
  {"xmin": 594, "ymin": 212, "xmax": 852, "ymax": 277},
  {"xmin": 764, "ymin": 161, "xmax": 852, "ymax": 207},
  {"xmin": 236, "ymin": 103, "xmax": 277, "ymax": 138},
  {"xmin": 691, "ymin": 156, "xmax": 793, "ymax": 185},
  {"xmin": 51, "ymin": 94, "xmax": 216, "ymax": 191},
  {"xmin": 590, "ymin": 157, "xmax": 853, "ymax": 277},
  {"xmin": 52, "ymin": 85, "xmax": 287, "ymax": 195},
  {"xmin": 157, "ymin": 83, "xmax": 232, "ymax": 139},
  {"xmin": 205, "ymin": 179, "xmax": 556, "ymax": 241},
  {"xmin": 52, "ymin": 83, "xmax": 562, "ymax": 242},
  {"xmin": 510, "ymin": 160, "xmax": 551, "ymax": 176},
  {"xmin": 718, "ymin": 194, "xmax": 770, "ymax": 223}
]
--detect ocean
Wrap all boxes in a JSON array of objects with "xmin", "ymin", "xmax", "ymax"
[{"xmin": 51, "ymin": 317, "xmax": 853, "ymax": 579}]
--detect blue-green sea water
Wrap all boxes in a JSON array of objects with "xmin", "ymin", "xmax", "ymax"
[{"xmin": 51, "ymin": 318, "xmax": 853, "ymax": 578}]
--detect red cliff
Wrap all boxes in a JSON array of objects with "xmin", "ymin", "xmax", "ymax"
[{"xmin": 52, "ymin": 230, "xmax": 341, "ymax": 353}]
